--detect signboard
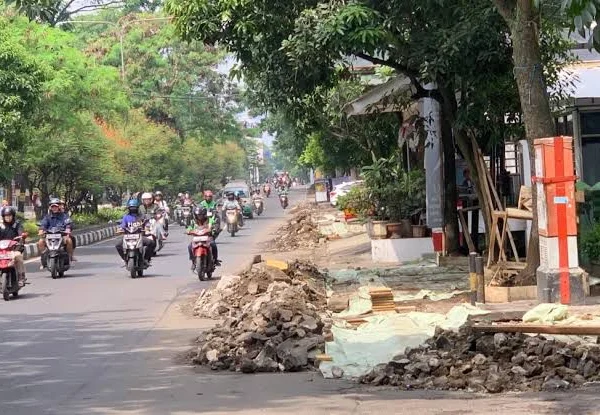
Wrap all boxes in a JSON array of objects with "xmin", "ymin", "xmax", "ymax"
[{"xmin": 314, "ymin": 179, "xmax": 328, "ymax": 203}]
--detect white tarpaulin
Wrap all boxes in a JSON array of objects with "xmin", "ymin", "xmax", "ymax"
[{"xmin": 320, "ymin": 304, "xmax": 489, "ymax": 379}]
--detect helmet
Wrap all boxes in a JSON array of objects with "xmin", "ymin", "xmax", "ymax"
[
  {"xmin": 141, "ymin": 192, "xmax": 153, "ymax": 200},
  {"xmin": 178, "ymin": 193, "xmax": 183, "ymax": 197},
  {"xmin": 49, "ymin": 198, "xmax": 61, "ymax": 207},
  {"xmin": 1, "ymin": 206, "xmax": 16, "ymax": 221},
  {"xmin": 127, "ymin": 199, "xmax": 140, "ymax": 213},
  {"xmin": 203, "ymin": 190, "xmax": 213, "ymax": 199},
  {"xmin": 193, "ymin": 207, "xmax": 207, "ymax": 220},
  {"xmin": 226, "ymin": 192, "xmax": 234, "ymax": 199},
  {"xmin": 155, "ymin": 191, "xmax": 163, "ymax": 197}
]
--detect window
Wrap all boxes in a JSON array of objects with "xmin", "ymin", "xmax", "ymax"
[{"xmin": 580, "ymin": 111, "xmax": 600, "ymax": 185}]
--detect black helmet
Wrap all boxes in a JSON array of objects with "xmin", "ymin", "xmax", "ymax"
[
  {"xmin": 193, "ymin": 207, "xmax": 207, "ymax": 220},
  {"xmin": 1, "ymin": 206, "xmax": 16, "ymax": 222}
]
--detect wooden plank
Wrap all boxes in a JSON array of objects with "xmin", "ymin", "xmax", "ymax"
[
  {"xmin": 458, "ymin": 209, "xmax": 476, "ymax": 252},
  {"xmin": 315, "ymin": 354, "xmax": 333, "ymax": 361},
  {"xmin": 467, "ymin": 310, "xmax": 526, "ymax": 323},
  {"xmin": 472, "ymin": 323, "xmax": 600, "ymax": 335},
  {"xmin": 485, "ymin": 285, "xmax": 537, "ymax": 303}
]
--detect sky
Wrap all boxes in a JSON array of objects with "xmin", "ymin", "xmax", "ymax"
[{"xmin": 215, "ymin": 55, "xmax": 274, "ymax": 146}]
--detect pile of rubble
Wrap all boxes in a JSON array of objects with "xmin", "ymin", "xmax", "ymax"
[
  {"xmin": 191, "ymin": 261, "xmax": 329, "ymax": 373},
  {"xmin": 360, "ymin": 326, "xmax": 600, "ymax": 393},
  {"xmin": 270, "ymin": 203, "xmax": 322, "ymax": 251}
]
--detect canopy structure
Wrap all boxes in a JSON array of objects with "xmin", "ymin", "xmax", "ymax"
[{"xmin": 343, "ymin": 76, "xmax": 417, "ymax": 116}]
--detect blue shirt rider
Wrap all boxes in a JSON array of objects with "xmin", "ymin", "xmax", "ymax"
[
  {"xmin": 115, "ymin": 199, "xmax": 156, "ymax": 266},
  {"xmin": 38, "ymin": 198, "xmax": 74, "ymax": 269}
]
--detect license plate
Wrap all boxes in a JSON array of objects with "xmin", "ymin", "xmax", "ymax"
[
  {"xmin": 193, "ymin": 236, "xmax": 209, "ymax": 242},
  {"xmin": 124, "ymin": 234, "xmax": 140, "ymax": 241},
  {"xmin": 207, "ymin": 211, "xmax": 213, "ymax": 217}
]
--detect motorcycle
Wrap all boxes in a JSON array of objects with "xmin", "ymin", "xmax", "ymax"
[
  {"xmin": 0, "ymin": 236, "xmax": 26, "ymax": 301},
  {"xmin": 188, "ymin": 228, "xmax": 215, "ymax": 281},
  {"xmin": 280, "ymin": 193, "xmax": 289, "ymax": 209},
  {"xmin": 225, "ymin": 208, "xmax": 239, "ymax": 237},
  {"xmin": 121, "ymin": 223, "xmax": 147, "ymax": 278},
  {"xmin": 149, "ymin": 211, "xmax": 166, "ymax": 254},
  {"xmin": 44, "ymin": 227, "xmax": 71, "ymax": 279},
  {"xmin": 252, "ymin": 197, "xmax": 264, "ymax": 216},
  {"xmin": 180, "ymin": 205, "xmax": 192, "ymax": 227}
]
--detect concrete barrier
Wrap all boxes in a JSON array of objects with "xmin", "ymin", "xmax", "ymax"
[{"xmin": 23, "ymin": 225, "xmax": 119, "ymax": 260}]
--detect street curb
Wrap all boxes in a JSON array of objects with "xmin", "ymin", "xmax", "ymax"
[{"xmin": 23, "ymin": 225, "xmax": 119, "ymax": 260}]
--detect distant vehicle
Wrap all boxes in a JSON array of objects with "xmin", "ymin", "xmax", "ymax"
[{"xmin": 330, "ymin": 181, "xmax": 364, "ymax": 206}]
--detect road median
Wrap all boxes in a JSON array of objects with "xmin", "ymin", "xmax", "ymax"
[{"xmin": 23, "ymin": 224, "xmax": 119, "ymax": 259}]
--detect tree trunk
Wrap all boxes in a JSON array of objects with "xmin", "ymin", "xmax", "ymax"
[
  {"xmin": 496, "ymin": 0, "xmax": 556, "ymax": 284},
  {"xmin": 439, "ymin": 97, "xmax": 460, "ymax": 254}
]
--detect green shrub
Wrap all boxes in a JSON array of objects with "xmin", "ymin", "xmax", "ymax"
[
  {"xmin": 337, "ymin": 186, "xmax": 373, "ymax": 218},
  {"xmin": 71, "ymin": 213, "xmax": 100, "ymax": 226},
  {"xmin": 97, "ymin": 207, "xmax": 124, "ymax": 222},
  {"xmin": 581, "ymin": 222, "xmax": 600, "ymax": 262}
]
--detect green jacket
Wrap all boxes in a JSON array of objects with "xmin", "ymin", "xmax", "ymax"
[{"xmin": 199, "ymin": 200, "xmax": 216, "ymax": 210}]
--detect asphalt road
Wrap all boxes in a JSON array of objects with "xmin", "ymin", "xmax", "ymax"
[{"xmin": 1, "ymin": 188, "xmax": 600, "ymax": 415}]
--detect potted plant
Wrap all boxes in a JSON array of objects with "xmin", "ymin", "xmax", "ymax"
[
  {"xmin": 398, "ymin": 170, "xmax": 426, "ymax": 237},
  {"xmin": 361, "ymin": 156, "xmax": 397, "ymax": 239}
]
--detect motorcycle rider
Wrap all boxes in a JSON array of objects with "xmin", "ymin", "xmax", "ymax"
[
  {"xmin": 115, "ymin": 199, "xmax": 156, "ymax": 266},
  {"xmin": 38, "ymin": 198, "xmax": 74, "ymax": 269},
  {"xmin": 58, "ymin": 199, "xmax": 77, "ymax": 253},
  {"xmin": 199, "ymin": 190, "xmax": 221, "ymax": 234},
  {"xmin": 139, "ymin": 192, "xmax": 166, "ymax": 242},
  {"xmin": 187, "ymin": 207, "xmax": 220, "ymax": 271},
  {"xmin": 182, "ymin": 192, "xmax": 194, "ymax": 206},
  {"xmin": 0, "ymin": 206, "xmax": 27, "ymax": 286},
  {"xmin": 222, "ymin": 191, "xmax": 243, "ymax": 226},
  {"xmin": 154, "ymin": 191, "xmax": 170, "ymax": 234},
  {"xmin": 199, "ymin": 190, "xmax": 216, "ymax": 211}
]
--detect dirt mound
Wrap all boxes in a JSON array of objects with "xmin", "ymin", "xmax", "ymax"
[
  {"xmin": 190, "ymin": 261, "xmax": 328, "ymax": 373},
  {"xmin": 360, "ymin": 326, "xmax": 600, "ymax": 393},
  {"xmin": 269, "ymin": 202, "xmax": 322, "ymax": 251}
]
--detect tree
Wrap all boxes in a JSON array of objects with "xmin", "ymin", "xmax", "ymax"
[
  {"xmin": 5, "ymin": 0, "xmax": 126, "ymax": 26},
  {"xmin": 5, "ymin": 16, "xmax": 129, "ymax": 208},
  {"xmin": 167, "ymin": 0, "xmax": 574, "ymax": 266},
  {"xmin": 70, "ymin": 11, "xmax": 245, "ymax": 143},
  {"xmin": 0, "ymin": 20, "xmax": 45, "ymax": 182}
]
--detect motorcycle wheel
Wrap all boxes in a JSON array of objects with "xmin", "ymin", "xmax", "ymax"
[
  {"xmin": 2, "ymin": 273, "xmax": 9, "ymax": 301},
  {"xmin": 128, "ymin": 258, "xmax": 136, "ymax": 279},
  {"xmin": 49, "ymin": 258, "xmax": 58, "ymax": 279},
  {"xmin": 196, "ymin": 256, "xmax": 206, "ymax": 281},
  {"xmin": 58, "ymin": 257, "xmax": 65, "ymax": 278}
]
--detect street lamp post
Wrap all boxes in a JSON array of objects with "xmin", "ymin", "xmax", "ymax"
[{"xmin": 57, "ymin": 16, "xmax": 172, "ymax": 82}]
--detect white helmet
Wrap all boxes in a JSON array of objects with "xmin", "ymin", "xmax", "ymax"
[{"xmin": 141, "ymin": 192, "xmax": 153, "ymax": 200}]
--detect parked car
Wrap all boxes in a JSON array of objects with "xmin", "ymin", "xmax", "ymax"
[{"xmin": 330, "ymin": 181, "xmax": 363, "ymax": 206}]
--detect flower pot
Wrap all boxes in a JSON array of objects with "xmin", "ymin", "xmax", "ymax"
[
  {"xmin": 367, "ymin": 220, "xmax": 389, "ymax": 239},
  {"xmin": 400, "ymin": 219, "xmax": 413, "ymax": 238},
  {"xmin": 412, "ymin": 225, "xmax": 427, "ymax": 238},
  {"xmin": 386, "ymin": 222, "xmax": 403, "ymax": 239}
]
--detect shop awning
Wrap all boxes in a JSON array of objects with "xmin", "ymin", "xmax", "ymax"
[{"xmin": 343, "ymin": 76, "xmax": 416, "ymax": 116}]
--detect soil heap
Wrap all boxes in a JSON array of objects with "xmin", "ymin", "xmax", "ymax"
[
  {"xmin": 191, "ymin": 261, "xmax": 329, "ymax": 373},
  {"xmin": 360, "ymin": 326, "xmax": 600, "ymax": 393}
]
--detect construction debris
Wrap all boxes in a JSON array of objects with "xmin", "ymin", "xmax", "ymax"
[
  {"xmin": 268, "ymin": 202, "xmax": 323, "ymax": 251},
  {"xmin": 360, "ymin": 326, "xmax": 600, "ymax": 393},
  {"xmin": 190, "ymin": 261, "xmax": 329, "ymax": 373}
]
